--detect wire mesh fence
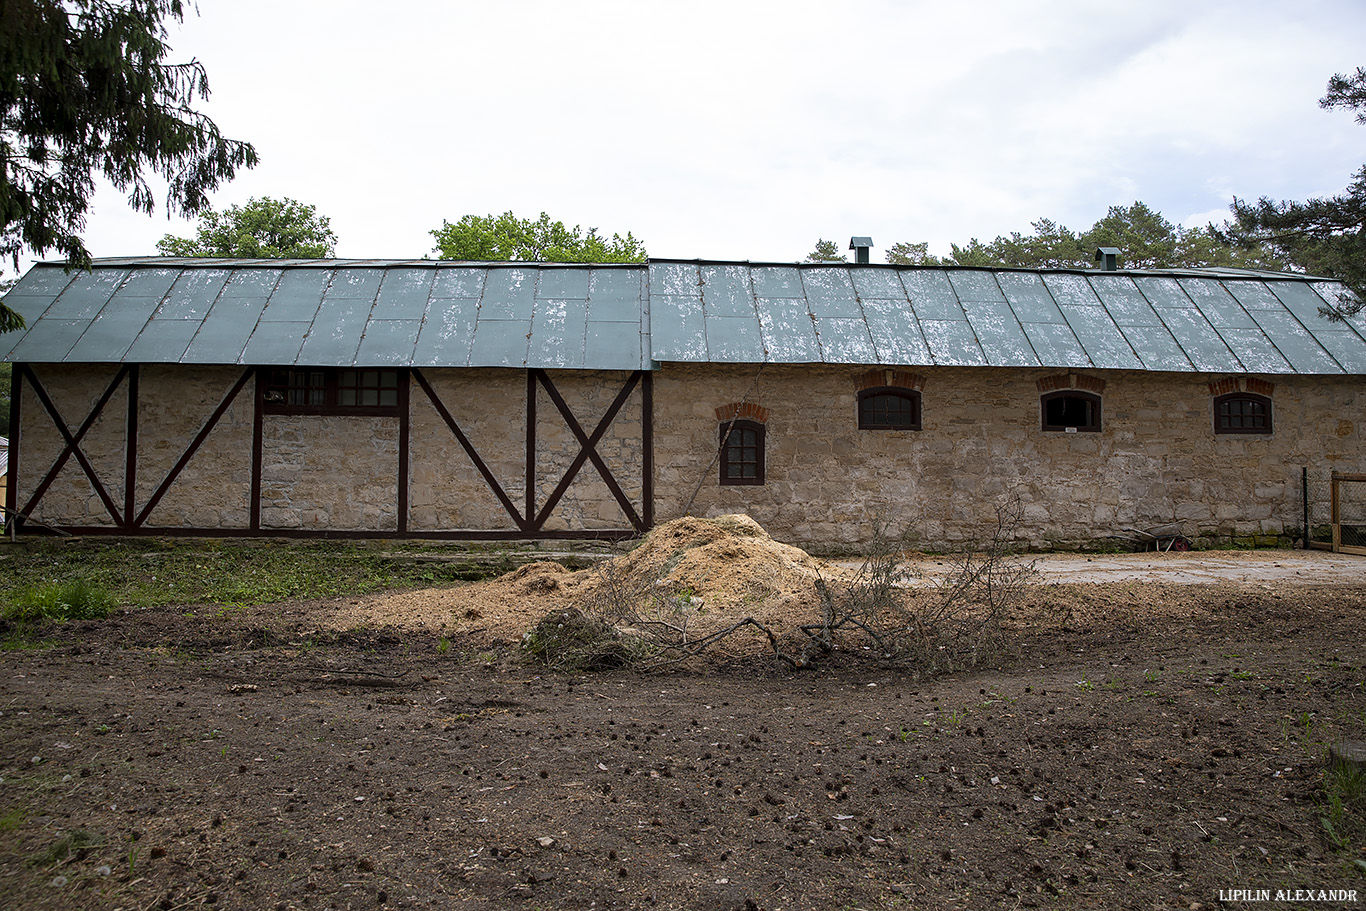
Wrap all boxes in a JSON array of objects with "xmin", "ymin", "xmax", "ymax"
[{"xmin": 1305, "ymin": 468, "xmax": 1366, "ymax": 552}]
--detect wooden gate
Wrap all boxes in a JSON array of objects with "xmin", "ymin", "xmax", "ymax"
[{"xmin": 1310, "ymin": 471, "xmax": 1366, "ymax": 555}]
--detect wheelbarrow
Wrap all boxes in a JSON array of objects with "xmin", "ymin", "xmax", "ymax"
[{"xmin": 1118, "ymin": 523, "xmax": 1191, "ymax": 552}]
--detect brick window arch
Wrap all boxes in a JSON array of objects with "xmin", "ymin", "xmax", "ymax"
[{"xmin": 1214, "ymin": 393, "xmax": 1272, "ymax": 434}]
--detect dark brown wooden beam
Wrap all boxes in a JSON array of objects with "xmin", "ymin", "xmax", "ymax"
[
  {"xmin": 124, "ymin": 365, "xmax": 139, "ymax": 525},
  {"xmin": 250, "ymin": 369, "xmax": 264, "ymax": 532},
  {"xmin": 525, "ymin": 369, "xmax": 536, "ymax": 524},
  {"xmin": 397, "ymin": 368, "xmax": 410, "ymax": 535},
  {"xmin": 641, "ymin": 370, "xmax": 654, "ymax": 530},
  {"xmin": 4, "ymin": 362, "xmax": 22, "ymax": 533}
]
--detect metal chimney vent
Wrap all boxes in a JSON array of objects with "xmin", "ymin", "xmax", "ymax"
[
  {"xmin": 849, "ymin": 236, "xmax": 873, "ymax": 264},
  {"xmin": 1095, "ymin": 247, "xmax": 1120, "ymax": 271}
]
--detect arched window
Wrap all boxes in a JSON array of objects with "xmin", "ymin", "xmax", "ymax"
[
  {"xmin": 1214, "ymin": 393, "xmax": 1272, "ymax": 434},
  {"xmin": 1041, "ymin": 390, "xmax": 1101, "ymax": 432},
  {"xmin": 858, "ymin": 387, "xmax": 922, "ymax": 430},
  {"xmin": 719, "ymin": 419, "xmax": 765, "ymax": 485}
]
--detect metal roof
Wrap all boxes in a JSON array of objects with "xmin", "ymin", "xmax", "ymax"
[
  {"xmin": 1, "ymin": 257, "xmax": 1364, "ymax": 375},
  {"xmin": 647, "ymin": 261, "xmax": 1366, "ymax": 375},
  {"xmin": 0, "ymin": 259, "xmax": 649, "ymax": 371}
]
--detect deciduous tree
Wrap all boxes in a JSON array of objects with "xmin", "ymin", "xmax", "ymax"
[
  {"xmin": 430, "ymin": 211, "xmax": 645, "ymax": 263},
  {"xmin": 157, "ymin": 197, "xmax": 337, "ymax": 258}
]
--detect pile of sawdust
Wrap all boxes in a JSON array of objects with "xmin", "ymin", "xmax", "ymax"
[{"xmin": 325, "ymin": 515, "xmax": 842, "ymax": 643}]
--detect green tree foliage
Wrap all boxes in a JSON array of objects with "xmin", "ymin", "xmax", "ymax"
[
  {"xmin": 157, "ymin": 197, "xmax": 337, "ymax": 258},
  {"xmin": 884, "ymin": 202, "xmax": 1285, "ymax": 272},
  {"xmin": 1221, "ymin": 67, "xmax": 1366, "ymax": 315},
  {"xmin": 430, "ymin": 211, "xmax": 645, "ymax": 263},
  {"xmin": 804, "ymin": 239, "xmax": 845, "ymax": 263},
  {"xmin": 0, "ymin": 0, "xmax": 256, "ymax": 333}
]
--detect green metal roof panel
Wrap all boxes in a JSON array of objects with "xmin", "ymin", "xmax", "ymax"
[
  {"xmin": 649, "ymin": 294, "xmax": 706, "ymax": 361},
  {"xmin": 46, "ymin": 269, "xmax": 125, "ymax": 319},
  {"xmin": 430, "ymin": 268, "xmax": 485, "ymax": 299},
  {"xmin": 221, "ymin": 269, "xmax": 282, "ymax": 299},
  {"xmin": 861, "ymin": 298, "xmax": 932, "ymax": 365},
  {"xmin": 241, "ymin": 324, "xmax": 308, "ymax": 364},
  {"xmin": 182, "ymin": 297, "xmax": 266, "ymax": 364},
  {"xmin": 1244, "ymin": 309, "xmax": 1341, "ymax": 373},
  {"xmin": 6, "ymin": 318, "xmax": 90, "ymax": 362},
  {"xmin": 479, "ymin": 269, "xmax": 538, "ymax": 320},
  {"xmin": 1312, "ymin": 327, "xmax": 1366, "ymax": 372},
  {"xmin": 530, "ymin": 299, "xmax": 589, "ymax": 368},
  {"xmin": 706, "ymin": 315, "xmax": 766, "ymax": 362},
  {"xmin": 948, "ymin": 271, "xmax": 1006, "ymax": 302},
  {"xmin": 960, "ymin": 299, "xmax": 1039, "ymax": 366},
  {"xmin": 700, "ymin": 265, "xmax": 756, "ymax": 319},
  {"xmin": 261, "ymin": 269, "xmax": 328, "ymax": 321},
  {"xmin": 1179, "ymin": 278, "xmax": 1259, "ymax": 329},
  {"xmin": 355, "ymin": 319, "xmax": 422, "ymax": 367},
  {"xmin": 64, "ymin": 296, "xmax": 161, "ymax": 362},
  {"xmin": 757, "ymin": 297, "xmax": 822, "ymax": 362},
  {"xmin": 156, "ymin": 269, "xmax": 230, "ymax": 320},
  {"xmin": 374, "ymin": 269, "xmax": 435, "ymax": 319},
  {"xmin": 1153, "ymin": 306, "xmax": 1244, "ymax": 373},
  {"xmin": 919, "ymin": 318, "xmax": 988, "ymax": 366},
  {"xmin": 468, "ymin": 318, "xmax": 531, "ymax": 367},
  {"xmin": 1219, "ymin": 327, "xmax": 1292, "ymax": 373},
  {"xmin": 812, "ymin": 316, "xmax": 877, "ymax": 363},
  {"xmin": 322, "ymin": 268, "xmax": 381, "ymax": 300},
  {"xmin": 749, "ymin": 266, "xmax": 805, "ymax": 299},
  {"xmin": 996, "ymin": 272, "xmax": 1066, "ymax": 324},
  {"xmin": 650, "ymin": 262, "xmax": 700, "ymax": 297},
  {"xmin": 850, "ymin": 269, "xmax": 906, "ymax": 299},
  {"xmin": 535, "ymin": 269, "xmax": 590, "ymax": 302},
  {"xmin": 125, "ymin": 318, "xmax": 200, "ymax": 363},
  {"xmin": 802, "ymin": 268, "xmax": 861, "ymax": 316},
  {"xmin": 1058, "ymin": 304, "xmax": 1143, "ymax": 370},
  {"xmin": 3, "ymin": 259, "xmax": 1361, "ymax": 376},
  {"xmin": 294, "ymin": 297, "xmax": 367, "ymax": 366},
  {"xmin": 584, "ymin": 320, "xmax": 642, "ymax": 369},
  {"xmin": 901, "ymin": 270, "xmax": 967, "ymax": 321},
  {"xmin": 411, "ymin": 304, "xmax": 476, "ymax": 367},
  {"xmin": 1088, "ymin": 275, "xmax": 1164, "ymax": 327}
]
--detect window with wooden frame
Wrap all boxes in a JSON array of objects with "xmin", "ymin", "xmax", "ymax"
[
  {"xmin": 858, "ymin": 387, "xmax": 922, "ymax": 430},
  {"xmin": 262, "ymin": 368, "xmax": 402, "ymax": 415},
  {"xmin": 1214, "ymin": 392, "xmax": 1272, "ymax": 434},
  {"xmin": 1041, "ymin": 390, "xmax": 1101, "ymax": 432},
  {"xmin": 719, "ymin": 419, "xmax": 765, "ymax": 486}
]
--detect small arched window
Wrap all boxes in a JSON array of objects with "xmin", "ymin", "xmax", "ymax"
[
  {"xmin": 1041, "ymin": 390, "xmax": 1101, "ymax": 432},
  {"xmin": 719, "ymin": 420, "xmax": 765, "ymax": 485},
  {"xmin": 858, "ymin": 387, "xmax": 922, "ymax": 430},
  {"xmin": 1214, "ymin": 393, "xmax": 1272, "ymax": 434}
]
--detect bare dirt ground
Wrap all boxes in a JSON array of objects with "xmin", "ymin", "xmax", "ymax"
[{"xmin": 1, "ymin": 526, "xmax": 1364, "ymax": 911}]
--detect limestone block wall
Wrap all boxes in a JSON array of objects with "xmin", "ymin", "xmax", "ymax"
[
  {"xmin": 652, "ymin": 364, "xmax": 1363, "ymax": 550},
  {"xmin": 13, "ymin": 364, "xmax": 647, "ymax": 535},
  {"xmin": 406, "ymin": 369, "xmax": 645, "ymax": 532}
]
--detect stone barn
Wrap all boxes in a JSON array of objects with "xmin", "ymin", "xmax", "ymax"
[{"xmin": 1, "ymin": 256, "xmax": 1362, "ymax": 550}]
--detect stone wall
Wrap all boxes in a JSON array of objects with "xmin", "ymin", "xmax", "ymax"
[
  {"xmin": 652, "ymin": 364, "xmax": 1363, "ymax": 550},
  {"xmin": 11, "ymin": 362, "xmax": 1362, "ymax": 546},
  {"xmin": 13, "ymin": 366, "xmax": 647, "ymax": 535}
]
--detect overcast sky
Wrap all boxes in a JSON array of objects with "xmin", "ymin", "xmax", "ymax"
[{"xmin": 62, "ymin": 0, "xmax": 1366, "ymax": 269}]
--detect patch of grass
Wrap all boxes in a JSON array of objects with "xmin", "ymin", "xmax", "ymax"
[
  {"xmin": 0, "ymin": 538, "xmax": 507, "ymax": 611},
  {"xmin": 1319, "ymin": 762, "xmax": 1365, "ymax": 854},
  {"xmin": 0, "ymin": 806, "xmax": 25, "ymax": 831},
  {"xmin": 29, "ymin": 829, "xmax": 104, "ymax": 867},
  {"xmin": 5, "ymin": 579, "xmax": 116, "ymax": 623}
]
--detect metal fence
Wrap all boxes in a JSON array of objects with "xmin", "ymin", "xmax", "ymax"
[{"xmin": 1305, "ymin": 469, "xmax": 1366, "ymax": 554}]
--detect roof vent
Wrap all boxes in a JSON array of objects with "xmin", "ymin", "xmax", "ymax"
[
  {"xmin": 1095, "ymin": 247, "xmax": 1120, "ymax": 271},
  {"xmin": 849, "ymin": 236, "xmax": 873, "ymax": 264}
]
